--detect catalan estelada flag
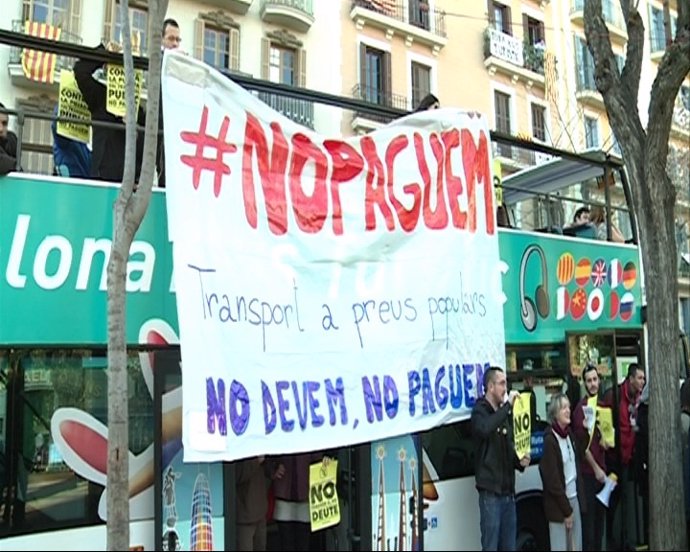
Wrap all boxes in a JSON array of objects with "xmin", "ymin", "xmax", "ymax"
[{"xmin": 21, "ymin": 21, "xmax": 61, "ymax": 84}]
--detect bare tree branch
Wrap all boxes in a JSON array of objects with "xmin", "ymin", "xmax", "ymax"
[
  {"xmin": 647, "ymin": 21, "xmax": 690, "ymax": 164},
  {"xmin": 619, "ymin": 1, "xmax": 644, "ymax": 100},
  {"xmin": 120, "ymin": 0, "xmax": 137, "ymax": 204}
]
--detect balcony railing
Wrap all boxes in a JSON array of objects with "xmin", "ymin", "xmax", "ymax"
[
  {"xmin": 9, "ymin": 19, "xmax": 83, "ymax": 78},
  {"xmin": 351, "ymin": 83, "xmax": 408, "ymax": 124},
  {"xmin": 260, "ymin": 0, "xmax": 314, "ymax": 33},
  {"xmin": 351, "ymin": 0, "xmax": 446, "ymax": 39},
  {"xmin": 257, "ymin": 91, "xmax": 314, "ymax": 129},
  {"xmin": 483, "ymin": 28, "xmax": 545, "ymax": 77}
]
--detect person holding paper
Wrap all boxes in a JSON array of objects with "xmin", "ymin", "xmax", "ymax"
[
  {"xmin": 539, "ymin": 393, "xmax": 585, "ymax": 551},
  {"xmin": 603, "ymin": 362, "xmax": 645, "ymax": 549},
  {"xmin": 471, "ymin": 366, "xmax": 530, "ymax": 552},
  {"xmin": 572, "ymin": 363, "xmax": 608, "ymax": 551},
  {"xmin": 73, "ymin": 42, "xmax": 145, "ymax": 182}
]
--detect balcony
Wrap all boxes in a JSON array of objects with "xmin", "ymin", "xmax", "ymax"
[
  {"xmin": 260, "ymin": 0, "xmax": 314, "ymax": 33},
  {"xmin": 350, "ymin": 0, "xmax": 447, "ymax": 56},
  {"xmin": 206, "ymin": 0, "xmax": 253, "ymax": 15},
  {"xmin": 257, "ymin": 91, "xmax": 314, "ymax": 129},
  {"xmin": 575, "ymin": 60, "xmax": 604, "ymax": 109},
  {"xmin": 570, "ymin": 0, "xmax": 627, "ymax": 44},
  {"xmin": 671, "ymin": 92, "xmax": 690, "ymax": 140},
  {"xmin": 8, "ymin": 20, "xmax": 83, "ymax": 89},
  {"xmin": 483, "ymin": 28, "xmax": 545, "ymax": 89},
  {"xmin": 350, "ymin": 83, "xmax": 408, "ymax": 133}
]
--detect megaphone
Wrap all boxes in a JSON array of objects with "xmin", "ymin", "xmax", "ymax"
[{"xmin": 596, "ymin": 473, "xmax": 618, "ymax": 508}]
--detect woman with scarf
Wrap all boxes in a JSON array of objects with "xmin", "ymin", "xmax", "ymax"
[{"xmin": 539, "ymin": 392, "xmax": 586, "ymax": 551}]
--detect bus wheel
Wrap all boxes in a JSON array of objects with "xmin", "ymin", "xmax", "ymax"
[{"xmin": 516, "ymin": 497, "xmax": 549, "ymax": 551}]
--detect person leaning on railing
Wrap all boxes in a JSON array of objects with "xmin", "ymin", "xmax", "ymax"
[{"xmin": 0, "ymin": 102, "xmax": 19, "ymax": 175}]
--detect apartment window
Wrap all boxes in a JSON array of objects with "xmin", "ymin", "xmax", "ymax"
[
  {"xmin": 494, "ymin": 91, "xmax": 511, "ymax": 133},
  {"xmin": 649, "ymin": 6, "xmax": 665, "ymax": 52},
  {"xmin": 531, "ymin": 103, "xmax": 546, "ymax": 142},
  {"xmin": 575, "ymin": 37, "xmax": 595, "ymax": 90},
  {"xmin": 490, "ymin": 1, "xmax": 512, "ymax": 35},
  {"xmin": 194, "ymin": 15, "xmax": 240, "ymax": 72},
  {"xmin": 23, "ymin": 0, "xmax": 81, "ymax": 35},
  {"xmin": 411, "ymin": 62, "xmax": 431, "ymax": 110},
  {"xmin": 261, "ymin": 34, "xmax": 306, "ymax": 87},
  {"xmin": 523, "ymin": 15, "xmax": 544, "ymax": 45},
  {"xmin": 409, "ymin": 0, "xmax": 430, "ymax": 31},
  {"xmin": 584, "ymin": 116, "xmax": 599, "ymax": 148},
  {"xmin": 104, "ymin": 0, "xmax": 147, "ymax": 51},
  {"xmin": 17, "ymin": 99, "xmax": 53, "ymax": 175},
  {"xmin": 359, "ymin": 44, "xmax": 391, "ymax": 106}
]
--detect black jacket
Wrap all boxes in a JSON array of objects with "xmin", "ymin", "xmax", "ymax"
[
  {"xmin": 73, "ymin": 44, "xmax": 145, "ymax": 182},
  {"xmin": 0, "ymin": 131, "xmax": 19, "ymax": 175},
  {"xmin": 471, "ymin": 397, "xmax": 525, "ymax": 495}
]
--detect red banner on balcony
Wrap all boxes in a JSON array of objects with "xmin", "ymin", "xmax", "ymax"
[{"xmin": 21, "ymin": 21, "xmax": 62, "ymax": 84}]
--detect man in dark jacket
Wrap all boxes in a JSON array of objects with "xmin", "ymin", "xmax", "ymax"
[
  {"xmin": 73, "ymin": 43, "xmax": 145, "ymax": 182},
  {"xmin": 0, "ymin": 103, "xmax": 19, "ymax": 175},
  {"xmin": 471, "ymin": 366, "xmax": 531, "ymax": 551}
]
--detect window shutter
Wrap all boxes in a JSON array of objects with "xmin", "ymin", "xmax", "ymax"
[
  {"xmin": 358, "ymin": 42, "xmax": 366, "ymax": 96},
  {"xmin": 194, "ymin": 18, "xmax": 204, "ymax": 61},
  {"xmin": 229, "ymin": 27, "xmax": 240, "ymax": 72},
  {"xmin": 103, "ymin": 0, "xmax": 115, "ymax": 42},
  {"xmin": 22, "ymin": 0, "xmax": 32, "ymax": 21},
  {"xmin": 298, "ymin": 48, "xmax": 306, "ymax": 87},
  {"xmin": 522, "ymin": 14, "xmax": 528, "ymax": 42},
  {"xmin": 504, "ymin": 5, "xmax": 512, "ymax": 35},
  {"xmin": 382, "ymin": 50, "xmax": 392, "ymax": 105},
  {"xmin": 261, "ymin": 37, "xmax": 270, "ymax": 80},
  {"xmin": 70, "ymin": 0, "xmax": 82, "ymax": 36},
  {"xmin": 487, "ymin": 0, "xmax": 494, "ymax": 25}
]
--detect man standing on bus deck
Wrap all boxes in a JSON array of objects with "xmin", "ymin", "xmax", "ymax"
[{"xmin": 472, "ymin": 366, "xmax": 530, "ymax": 551}]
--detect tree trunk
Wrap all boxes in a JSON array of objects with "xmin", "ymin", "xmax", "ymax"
[
  {"xmin": 106, "ymin": 0, "xmax": 167, "ymax": 549},
  {"xmin": 583, "ymin": 0, "xmax": 690, "ymax": 549}
]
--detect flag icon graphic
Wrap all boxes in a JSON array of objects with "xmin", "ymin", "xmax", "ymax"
[
  {"xmin": 620, "ymin": 292, "xmax": 635, "ymax": 321},
  {"xmin": 623, "ymin": 262, "xmax": 637, "ymax": 290},
  {"xmin": 557, "ymin": 253, "xmax": 575, "ymax": 285},
  {"xmin": 587, "ymin": 288, "xmax": 604, "ymax": 320},
  {"xmin": 556, "ymin": 286, "xmax": 570, "ymax": 320},
  {"xmin": 608, "ymin": 259, "xmax": 622, "ymax": 289},
  {"xmin": 609, "ymin": 291, "xmax": 620, "ymax": 319},
  {"xmin": 590, "ymin": 258, "xmax": 607, "ymax": 288},
  {"xmin": 575, "ymin": 259, "xmax": 592, "ymax": 287},
  {"xmin": 570, "ymin": 287, "xmax": 587, "ymax": 320}
]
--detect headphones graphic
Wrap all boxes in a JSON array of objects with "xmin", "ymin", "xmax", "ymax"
[{"xmin": 519, "ymin": 244, "xmax": 550, "ymax": 332}]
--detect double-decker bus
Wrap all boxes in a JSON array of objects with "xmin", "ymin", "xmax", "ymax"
[{"xmin": 0, "ymin": 135, "xmax": 657, "ymax": 552}]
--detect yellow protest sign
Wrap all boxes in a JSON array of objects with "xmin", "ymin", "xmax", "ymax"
[
  {"xmin": 597, "ymin": 406, "xmax": 615, "ymax": 448},
  {"xmin": 513, "ymin": 392, "xmax": 532, "ymax": 458},
  {"xmin": 309, "ymin": 458, "xmax": 340, "ymax": 532},
  {"xmin": 57, "ymin": 69, "xmax": 91, "ymax": 143},
  {"xmin": 106, "ymin": 64, "xmax": 143, "ymax": 118}
]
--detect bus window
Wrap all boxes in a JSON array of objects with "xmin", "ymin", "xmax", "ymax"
[
  {"xmin": 421, "ymin": 420, "xmax": 474, "ymax": 481},
  {"xmin": 567, "ymin": 333, "xmax": 617, "ymax": 401},
  {"xmin": 0, "ymin": 349, "xmax": 155, "ymax": 538}
]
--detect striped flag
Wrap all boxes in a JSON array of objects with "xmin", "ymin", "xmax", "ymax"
[
  {"xmin": 556, "ymin": 286, "xmax": 570, "ymax": 320},
  {"xmin": 366, "ymin": 0, "xmax": 398, "ymax": 16},
  {"xmin": 607, "ymin": 259, "xmax": 622, "ymax": 289},
  {"xmin": 21, "ymin": 21, "xmax": 61, "ymax": 84}
]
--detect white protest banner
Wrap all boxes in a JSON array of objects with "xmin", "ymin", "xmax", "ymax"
[{"xmin": 161, "ymin": 52, "xmax": 506, "ymax": 462}]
